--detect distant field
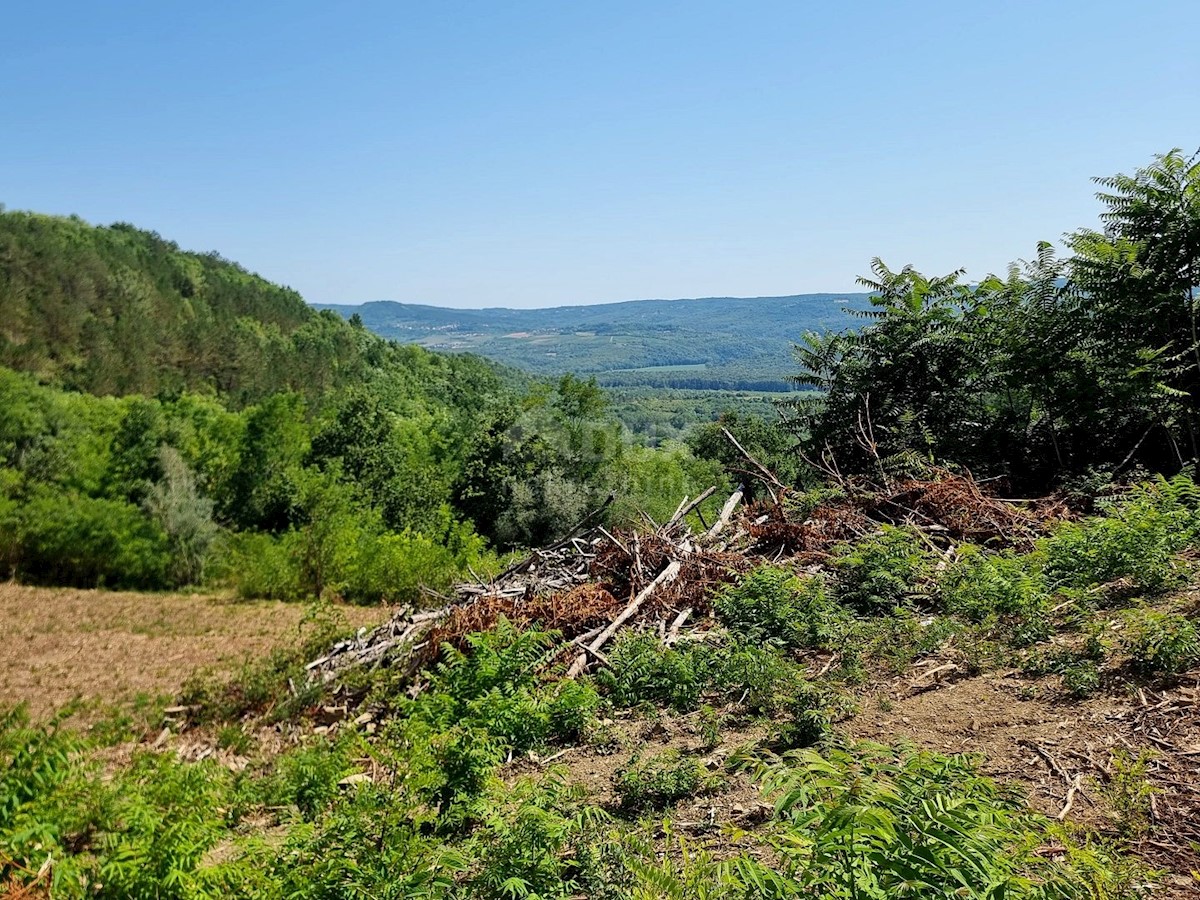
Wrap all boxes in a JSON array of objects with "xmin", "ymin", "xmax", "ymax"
[
  {"xmin": 319, "ymin": 293, "xmax": 870, "ymax": 391},
  {"xmin": 612, "ymin": 362, "xmax": 708, "ymax": 373},
  {"xmin": 0, "ymin": 583, "xmax": 390, "ymax": 721}
]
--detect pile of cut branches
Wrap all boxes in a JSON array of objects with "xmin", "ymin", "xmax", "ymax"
[{"xmin": 307, "ymin": 461, "xmax": 1067, "ymax": 693}]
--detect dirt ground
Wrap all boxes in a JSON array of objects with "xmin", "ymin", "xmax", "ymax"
[{"xmin": 0, "ymin": 581, "xmax": 391, "ymax": 721}]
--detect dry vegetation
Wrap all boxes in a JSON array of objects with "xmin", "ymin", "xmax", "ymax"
[{"xmin": 0, "ymin": 582, "xmax": 388, "ymax": 721}]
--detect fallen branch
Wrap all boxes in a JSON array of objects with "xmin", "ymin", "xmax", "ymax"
[
  {"xmin": 567, "ymin": 560, "xmax": 683, "ymax": 678},
  {"xmin": 705, "ymin": 486, "xmax": 744, "ymax": 542}
]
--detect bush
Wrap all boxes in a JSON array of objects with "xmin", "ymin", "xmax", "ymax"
[
  {"xmin": 769, "ymin": 686, "xmax": 832, "ymax": 750},
  {"xmin": 1042, "ymin": 478, "xmax": 1200, "ymax": 596},
  {"xmin": 410, "ymin": 622, "xmax": 601, "ymax": 754},
  {"xmin": 220, "ymin": 502, "xmax": 496, "ymax": 605},
  {"xmin": 715, "ymin": 567, "xmax": 847, "ymax": 651},
  {"xmin": 833, "ymin": 526, "xmax": 933, "ymax": 613},
  {"xmin": 8, "ymin": 488, "xmax": 171, "ymax": 589},
  {"xmin": 736, "ymin": 743, "xmax": 1147, "ymax": 899},
  {"xmin": 939, "ymin": 545, "xmax": 1051, "ymax": 647},
  {"xmin": 713, "ymin": 642, "xmax": 813, "ymax": 715},
  {"xmin": 614, "ymin": 750, "xmax": 707, "ymax": 813},
  {"xmin": 1120, "ymin": 608, "xmax": 1200, "ymax": 675},
  {"xmin": 596, "ymin": 632, "xmax": 715, "ymax": 712}
]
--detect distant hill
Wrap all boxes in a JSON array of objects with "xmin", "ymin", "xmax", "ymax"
[
  {"xmin": 318, "ymin": 293, "xmax": 871, "ymax": 391},
  {"xmin": 0, "ymin": 211, "xmax": 387, "ymax": 404}
]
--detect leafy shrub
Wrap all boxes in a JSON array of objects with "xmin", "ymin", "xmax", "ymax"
[
  {"xmin": 460, "ymin": 772, "xmax": 610, "ymax": 900},
  {"xmin": 1105, "ymin": 749, "xmax": 1158, "ymax": 839},
  {"xmin": 614, "ymin": 751, "xmax": 707, "ymax": 813},
  {"xmin": 96, "ymin": 753, "xmax": 240, "ymax": 898},
  {"xmin": 833, "ymin": 526, "xmax": 933, "ymax": 613},
  {"xmin": 850, "ymin": 609, "xmax": 960, "ymax": 675},
  {"xmin": 1120, "ymin": 608, "xmax": 1200, "ymax": 675},
  {"xmin": 410, "ymin": 622, "xmax": 601, "ymax": 753},
  {"xmin": 696, "ymin": 705, "xmax": 722, "ymax": 751},
  {"xmin": 268, "ymin": 738, "xmax": 360, "ymax": 820},
  {"xmin": 1042, "ymin": 478, "xmax": 1200, "ymax": 596},
  {"xmin": 8, "ymin": 488, "xmax": 171, "ymax": 589},
  {"xmin": 769, "ymin": 686, "xmax": 832, "ymax": 750},
  {"xmin": 940, "ymin": 545, "xmax": 1051, "ymax": 646},
  {"xmin": 712, "ymin": 642, "xmax": 813, "ymax": 715},
  {"xmin": 1059, "ymin": 658, "xmax": 1102, "ymax": 698},
  {"xmin": 596, "ymin": 632, "xmax": 715, "ymax": 712},
  {"xmin": 733, "ymin": 743, "xmax": 1147, "ymax": 900},
  {"xmin": 715, "ymin": 567, "xmax": 847, "ymax": 651}
]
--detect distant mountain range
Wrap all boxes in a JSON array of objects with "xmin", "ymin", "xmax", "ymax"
[{"xmin": 318, "ymin": 293, "xmax": 871, "ymax": 391}]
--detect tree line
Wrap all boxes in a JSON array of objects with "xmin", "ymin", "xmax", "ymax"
[{"xmin": 789, "ymin": 148, "xmax": 1200, "ymax": 492}]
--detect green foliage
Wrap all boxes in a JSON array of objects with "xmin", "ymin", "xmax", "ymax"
[
  {"xmin": 695, "ymin": 705, "xmax": 722, "ymax": 752},
  {"xmin": 458, "ymin": 772, "xmax": 609, "ymax": 900},
  {"xmin": 144, "ymin": 446, "xmax": 219, "ymax": 585},
  {"xmin": 1041, "ymin": 479, "xmax": 1200, "ymax": 595},
  {"xmin": 732, "ymin": 743, "xmax": 1145, "ymax": 900},
  {"xmin": 614, "ymin": 750, "xmax": 707, "ymax": 813},
  {"xmin": 939, "ymin": 545, "xmax": 1051, "ymax": 647},
  {"xmin": 409, "ymin": 622, "xmax": 601, "ymax": 754},
  {"xmin": 715, "ymin": 567, "xmax": 847, "ymax": 651},
  {"xmin": 769, "ymin": 686, "xmax": 832, "ymax": 750},
  {"xmin": 785, "ymin": 149, "xmax": 1200, "ymax": 494},
  {"xmin": 1119, "ymin": 607, "xmax": 1200, "ymax": 676},
  {"xmin": 596, "ymin": 633, "xmax": 717, "ymax": 712},
  {"xmin": 1104, "ymin": 750, "xmax": 1158, "ymax": 839},
  {"xmin": 3, "ymin": 487, "xmax": 170, "ymax": 589},
  {"xmin": 833, "ymin": 527, "xmax": 933, "ymax": 614}
]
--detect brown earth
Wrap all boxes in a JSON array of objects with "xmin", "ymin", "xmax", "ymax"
[{"xmin": 0, "ymin": 581, "xmax": 391, "ymax": 721}]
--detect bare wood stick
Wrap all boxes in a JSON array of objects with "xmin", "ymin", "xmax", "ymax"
[
  {"xmin": 705, "ymin": 486, "xmax": 744, "ymax": 541},
  {"xmin": 1057, "ymin": 774, "xmax": 1083, "ymax": 820},
  {"xmin": 721, "ymin": 427, "xmax": 785, "ymax": 490},
  {"xmin": 669, "ymin": 486, "xmax": 718, "ymax": 526},
  {"xmin": 669, "ymin": 495, "xmax": 690, "ymax": 524},
  {"xmin": 597, "ymin": 526, "xmax": 631, "ymax": 557},
  {"xmin": 665, "ymin": 608, "xmax": 693, "ymax": 645},
  {"xmin": 567, "ymin": 560, "xmax": 683, "ymax": 677}
]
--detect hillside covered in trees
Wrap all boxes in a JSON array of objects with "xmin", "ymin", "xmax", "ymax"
[
  {"xmin": 0, "ymin": 211, "xmax": 730, "ymax": 597},
  {"xmin": 318, "ymin": 293, "xmax": 872, "ymax": 392}
]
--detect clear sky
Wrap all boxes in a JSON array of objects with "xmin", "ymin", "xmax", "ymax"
[{"xmin": 3, "ymin": 1, "xmax": 1197, "ymax": 308}]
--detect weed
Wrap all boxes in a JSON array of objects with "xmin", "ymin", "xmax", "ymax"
[
  {"xmin": 1042, "ymin": 478, "xmax": 1200, "ymax": 596},
  {"xmin": 614, "ymin": 750, "xmax": 708, "ymax": 813},
  {"xmin": 714, "ymin": 567, "xmax": 848, "ymax": 651},
  {"xmin": 1059, "ymin": 658, "xmax": 1102, "ymax": 698},
  {"xmin": 695, "ymin": 704, "xmax": 722, "ymax": 751},
  {"xmin": 940, "ymin": 545, "xmax": 1051, "ymax": 646},
  {"xmin": 833, "ymin": 526, "xmax": 934, "ymax": 614},
  {"xmin": 1120, "ymin": 607, "xmax": 1200, "ymax": 676},
  {"xmin": 769, "ymin": 687, "xmax": 831, "ymax": 750},
  {"xmin": 1105, "ymin": 749, "xmax": 1158, "ymax": 838}
]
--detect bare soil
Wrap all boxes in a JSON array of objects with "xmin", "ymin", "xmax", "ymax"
[{"xmin": 0, "ymin": 581, "xmax": 390, "ymax": 721}]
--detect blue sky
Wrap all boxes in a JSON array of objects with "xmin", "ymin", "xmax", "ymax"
[{"xmin": 4, "ymin": 1, "xmax": 1197, "ymax": 308}]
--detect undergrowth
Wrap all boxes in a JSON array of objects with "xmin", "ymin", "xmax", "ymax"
[{"xmin": 9, "ymin": 476, "xmax": 1200, "ymax": 898}]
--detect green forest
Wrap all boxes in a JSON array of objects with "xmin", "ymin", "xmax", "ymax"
[
  {"xmin": 3, "ymin": 148, "xmax": 1200, "ymax": 899},
  {"xmin": 0, "ymin": 211, "xmax": 734, "ymax": 598}
]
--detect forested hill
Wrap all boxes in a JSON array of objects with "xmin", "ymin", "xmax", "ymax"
[
  {"xmin": 318, "ymin": 293, "xmax": 872, "ymax": 391},
  {"xmin": 0, "ymin": 210, "xmax": 427, "ymax": 405}
]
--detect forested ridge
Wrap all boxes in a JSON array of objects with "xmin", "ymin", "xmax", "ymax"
[{"xmin": 0, "ymin": 210, "xmax": 731, "ymax": 597}]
